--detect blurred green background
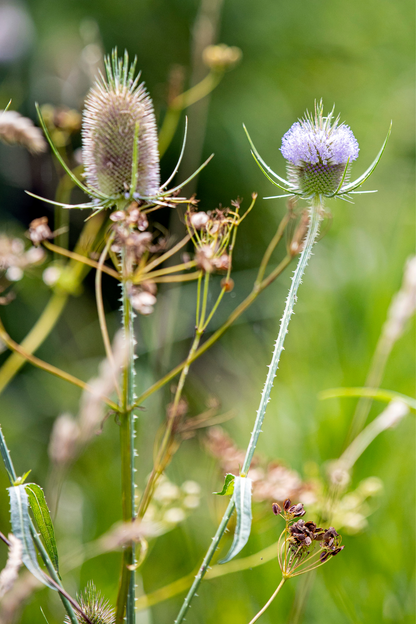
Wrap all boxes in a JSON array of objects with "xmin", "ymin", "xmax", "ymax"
[{"xmin": 0, "ymin": 0, "xmax": 414, "ymax": 623}]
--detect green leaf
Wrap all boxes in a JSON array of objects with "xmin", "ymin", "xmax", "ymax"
[
  {"xmin": 0, "ymin": 425, "xmax": 17, "ymax": 484},
  {"xmin": 319, "ymin": 387, "xmax": 416, "ymax": 411},
  {"xmin": 219, "ymin": 476, "xmax": 252, "ymax": 564},
  {"xmin": 214, "ymin": 474, "xmax": 235, "ymax": 496},
  {"xmin": 8, "ymin": 484, "xmax": 56, "ymax": 590},
  {"xmin": 25, "ymin": 483, "xmax": 60, "ymax": 576}
]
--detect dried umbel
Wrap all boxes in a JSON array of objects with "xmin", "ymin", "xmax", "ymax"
[
  {"xmin": 186, "ymin": 202, "xmax": 246, "ymax": 273},
  {"xmin": 244, "ymin": 99, "xmax": 391, "ymax": 202},
  {"xmin": 273, "ymin": 500, "xmax": 344, "ymax": 578},
  {"xmin": 82, "ymin": 51, "xmax": 160, "ymax": 200}
]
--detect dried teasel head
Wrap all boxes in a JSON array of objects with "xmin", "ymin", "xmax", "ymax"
[{"xmin": 82, "ymin": 50, "xmax": 160, "ymax": 201}]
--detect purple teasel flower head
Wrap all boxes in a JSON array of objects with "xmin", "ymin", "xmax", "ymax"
[
  {"xmin": 280, "ymin": 101, "xmax": 358, "ymax": 197},
  {"xmin": 244, "ymin": 99, "xmax": 391, "ymax": 203}
]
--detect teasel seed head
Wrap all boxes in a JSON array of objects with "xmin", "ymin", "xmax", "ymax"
[
  {"xmin": 82, "ymin": 50, "xmax": 160, "ymax": 201},
  {"xmin": 65, "ymin": 582, "xmax": 115, "ymax": 624}
]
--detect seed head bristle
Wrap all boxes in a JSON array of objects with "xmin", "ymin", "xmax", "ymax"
[{"xmin": 82, "ymin": 50, "xmax": 160, "ymax": 200}]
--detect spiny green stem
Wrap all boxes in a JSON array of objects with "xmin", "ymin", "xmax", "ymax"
[
  {"xmin": 241, "ymin": 202, "xmax": 321, "ymax": 474},
  {"xmin": 174, "ymin": 498, "xmax": 235, "ymax": 624},
  {"xmin": 116, "ymin": 254, "xmax": 137, "ymax": 624},
  {"xmin": 175, "ymin": 201, "xmax": 322, "ymax": 624}
]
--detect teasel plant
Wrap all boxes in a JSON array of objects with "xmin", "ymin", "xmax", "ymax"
[
  {"xmin": 0, "ymin": 48, "xmax": 323, "ymax": 624},
  {"xmin": 174, "ymin": 101, "xmax": 391, "ymax": 623},
  {"xmin": 0, "ymin": 44, "xmax": 395, "ymax": 623}
]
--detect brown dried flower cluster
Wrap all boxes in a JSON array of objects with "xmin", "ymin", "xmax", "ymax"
[{"xmin": 274, "ymin": 501, "xmax": 344, "ymax": 578}]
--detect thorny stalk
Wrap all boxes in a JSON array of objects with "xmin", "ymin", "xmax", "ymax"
[
  {"xmin": 175, "ymin": 200, "xmax": 322, "ymax": 624},
  {"xmin": 116, "ymin": 248, "xmax": 137, "ymax": 624}
]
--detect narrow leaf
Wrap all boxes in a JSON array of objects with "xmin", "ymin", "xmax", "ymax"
[
  {"xmin": 219, "ymin": 476, "xmax": 252, "ymax": 564},
  {"xmin": 8, "ymin": 485, "xmax": 56, "ymax": 590},
  {"xmin": 25, "ymin": 483, "xmax": 60, "ymax": 575},
  {"xmin": 0, "ymin": 425, "xmax": 17, "ymax": 484},
  {"xmin": 214, "ymin": 473, "xmax": 235, "ymax": 496},
  {"xmin": 319, "ymin": 386, "xmax": 416, "ymax": 410}
]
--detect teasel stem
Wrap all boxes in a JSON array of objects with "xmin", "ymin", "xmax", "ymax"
[
  {"xmin": 116, "ymin": 249, "xmax": 137, "ymax": 624},
  {"xmin": 248, "ymin": 578, "xmax": 286, "ymax": 624},
  {"xmin": 175, "ymin": 199, "xmax": 322, "ymax": 624}
]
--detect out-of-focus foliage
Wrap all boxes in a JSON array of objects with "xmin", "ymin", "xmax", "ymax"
[{"xmin": 0, "ymin": 0, "xmax": 414, "ymax": 623}]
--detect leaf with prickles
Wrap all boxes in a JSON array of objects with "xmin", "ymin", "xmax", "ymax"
[
  {"xmin": 219, "ymin": 476, "xmax": 252, "ymax": 564},
  {"xmin": 8, "ymin": 485, "xmax": 56, "ymax": 590},
  {"xmin": 340, "ymin": 123, "xmax": 392, "ymax": 194},
  {"xmin": 214, "ymin": 473, "xmax": 235, "ymax": 496},
  {"xmin": 243, "ymin": 124, "xmax": 294, "ymax": 188},
  {"xmin": 25, "ymin": 483, "xmax": 60, "ymax": 576}
]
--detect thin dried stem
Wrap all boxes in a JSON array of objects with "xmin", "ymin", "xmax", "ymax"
[
  {"xmin": 44, "ymin": 241, "xmax": 120, "ymax": 280},
  {"xmin": 0, "ymin": 318, "xmax": 120, "ymax": 412}
]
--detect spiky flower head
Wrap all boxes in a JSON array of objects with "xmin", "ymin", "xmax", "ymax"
[
  {"xmin": 82, "ymin": 50, "xmax": 160, "ymax": 201},
  {"xmin": 244, "ymin": 100, "xmax": 391, "ymax": 203},
  {"xmin": 65, "ymin": 582, "xmax": 115, "ymax": 624},
  {"xmin": 281, "ymin": 101, "xmax": 359, "ymax": 197}
]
